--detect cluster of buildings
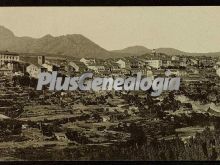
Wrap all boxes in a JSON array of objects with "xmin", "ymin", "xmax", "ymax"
[
  {"xmin": 0, "ymin": 50, "xmax": 219, "ymax": 84},
  {"xmin": 0, "ymin": 51, "xmax": 20, "ymax": 76}
]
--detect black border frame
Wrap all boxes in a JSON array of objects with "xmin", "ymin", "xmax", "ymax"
[{"xmin": 0, "ymin": 0, "xmax": 220, "ymax": 6}]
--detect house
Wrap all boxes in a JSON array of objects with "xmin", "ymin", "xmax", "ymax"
[
  {"xmin": 130, "ymin": 67, "xmax": 151, "ymax": 76},
  {"xmin": 79, "ymin": 58, "xmax": 105, "ymax": 73},
  {"xmin": 146, "ymin": 70, "xmax": 153, "ymax": 77},
  {"xmin": 42, "ymin": 63, "xmax": 53, "ymax": 72},
  {"xmin": 54, "ymin": 132, "xmax": 69, "ymax": 142},
  {"xmin": 80, "ymin": 58, "xmax": 96, "ymax": 66},
  {"xmin": 105, "ymin": 63, "xmax": 121, "ymax": 73},
  {"xmin": 116, "ymin": 59, "xmax": 126, "ymax": 69},
  {"xmin": 68, "ymin": 61, "xmax": 80, "ymax": 72},
  {"xmin": 171, "ymin": 60, "xmax": 180, "ymax": 67},
  {"xmin": 179, "ymin": 103, "xmax": 193, "ymax": 111},
  {"xmin": 152, "ymin": 69, "xmax": 166, "ymax": 77},
  {"xmin": 167, "ymin": 69, "xmax": 180, "ymax": 76},
  {"xmin": 214, "ymin": 62, "xmax": 220, "ymax": 70},
  {"xmin": 101, "ymin": 116, "xmax": 111, "ymax": 122},
  {"xmin": 171, "ymin": 56, "xmax": 180, "ymax": 61},
  {"xmin": 198, "ymin": 57, "xmax": 215, "ymax": 67},
  {"xmin": 145, "ymin": 60, "xmax": 162, "ymax": 69},
  {"xmin": 66, "ymin": 61, "xmax": 88, "ymax": 74},
  {"xmin": 0, "ymin": 65, "xmax": 13, "ymax": 76},
  {"xmin": 162, "ymin": 60, "xmax": 172, "ymax": 67},
  {"xmin": 26, "ymin": 64, "xmax": 45, "ymax": 78},
  {"xmin": 130, "ymin": 59, "xmax": 145, "ymax": 68},
  {"xmin": 121, "ymin": 68, "xmax": 130, "ymax": 75},
  {"xmin": 87, "ymin": 65, "xmax": 105, "ymax": 73},
  {"xmin": 207, "ymin": 103, "xmax": 220, "ymax": 116},
  {"xmin": 26, "ymin": 64, "xmax": 40, "ymax": 78},
  {"xmin": 180, "ymin": 61, "xmax": 187, "ymax": 67},
  {"xmin": 178, "ymin": 70, "xmax": 188, "ymax": 77},
  {"xmin": 180, "ymin": 57, "xmax": 187, "ymax": 62},
  {"xmin": 80, "ymin": 58, "xmax": 89, "ymax": 65},
  {"xmin": 189, "ymin": 59, "xmax": 199, "ymax": 66}
]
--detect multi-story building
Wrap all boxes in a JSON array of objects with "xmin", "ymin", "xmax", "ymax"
[{"xmin": 0, "ymin": 51, "xmax": 19, "ymax": 66}]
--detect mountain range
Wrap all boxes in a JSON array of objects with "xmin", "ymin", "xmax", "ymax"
[
  {"xmin": 113, "ymin": 46, "xmax": 220, "ymax": 57},
  {"xmin": 0, "ymin": 25, "xmax": 219, "ymax": 58}
]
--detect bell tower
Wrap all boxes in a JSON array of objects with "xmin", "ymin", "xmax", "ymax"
[{"xmin": 38, "ymin": 56, "xmax": 45, "ymax": 65}]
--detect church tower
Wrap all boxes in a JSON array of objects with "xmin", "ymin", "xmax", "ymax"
[{"xmin": 38, "ymin": 56, "xmax": 45, "ymax": 65}]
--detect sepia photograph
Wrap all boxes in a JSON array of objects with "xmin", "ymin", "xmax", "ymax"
[{"xmin": 0, "ymin": 7, "xmax": 219, "ymax": 161}]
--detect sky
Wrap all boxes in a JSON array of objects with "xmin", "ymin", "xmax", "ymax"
[{"xmin": 0, "ymin": 7, "xmax": 219, "ymax": 52}]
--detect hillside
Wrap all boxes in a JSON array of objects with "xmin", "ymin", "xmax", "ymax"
[
  {"xmin": 112, "ymin": 46, "xmax": 152, "ymax": 55},
  {"xmin": 0, "ymin": 26, "xmax": 132, "ymax": 59},
  {"xmin": 114, "ymin": 46, "xmax": 220, "ymax": 57},
  {"xmin": 156, "ymin": 48, "xmax": 220, "ymax": 57}
]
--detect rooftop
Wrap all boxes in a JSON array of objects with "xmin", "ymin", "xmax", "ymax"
[{"xmin": 0, "ymin": 51, "xmax": 19, "ymax": 56}]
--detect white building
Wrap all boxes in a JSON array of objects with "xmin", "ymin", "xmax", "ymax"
[
  {"xmin": 87, "ymin": 65, "xmax": 105, "ymax": 72},
  {"xmin": 80, "ymin": 58, "xmax": 96, "ymax": 66},
  {"xmin": 217, "ymin": 68, "xmax": 220, "ymax": 77},
  {"xmin": 0, "ymin": 66, "xmax": 13, "ymax": 76},
  {"xmin": 0, "ymin": 51, "xmax": 19, "ymax": 66},
  {"xmin": 145, "ymin": 60, "xmax": 162, "ymax": 69},
  {"xmin": 171, "ymin": 56, "xmax": 180, "ymax": 61},
  {"xmin": 190, "ymin": 59, "xmax": 198, "ymax": 66},
  {"xmin": 68, "ymin": 61, "xmax": 80, "ymax": 72},
  {"xmin": 26, "ymin": 64, "xmax": 41, "ymax": 79},
  {"xmin": 146, "ymin": 70, "xmax": 153, "ymax": 78},
  {"xmin": 42, "ymin": 63, "xmax": 53, "ymax": 72},
  {"xmin": 116, "ymin": 59, "xmax": 126, "ymax": 69}
]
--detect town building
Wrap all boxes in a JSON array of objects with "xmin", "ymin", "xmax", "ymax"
[
  {"xmin": 26, "ymin": 64, "xmax": 41, "ymax": 78},
  {"xmin": 217, "ymin": 68, "xmax": 220, "ymax": 77},
  {"xmin": 0, "ymin": 65, "xmax": 13, "ymax": 76},
  {"xmin": 189, "ymin": 59, "xmax": 199, "ymax": 66},
  {"xmin": 42, "ymin": 63, "xmax": 53, "ymax": 72},
  {"xmin": 145, "ymin": 60, "xmax": 162, "ymax": 69},
  {"xmin": 87, "ymin": 65, "xmax": 105, "ymax": 73},
  {"xmin": 116, "ymin": 59, "xmax": 126, "ymax": 69},
  {"xmin": 0, "ymin": 51, "xmax": 20, "ymax": 66},
  {"xmin": 37, "ymin": 56, "xmax": 45, "ymax": 65},
  {"xmin": 162, "ymin": 60, "xmax": 172, "ymax": 68},
  {"xmin": 171, "ymin": 56, "xmax": 180, "ymax": 61},
  {"xmin": 179, "ymin": 57, "xmax": 187, "ymax": 67},
  {"xmin": 80, "ymin": 58, "xmax": 96, "ymax": 66},
  {"xmin": 198, "ymin": 57, "xmax": 215, "ymax": 67},
  {"xmin": 130, "ymin": 59, "xmax": 145, "ymax": 68}
]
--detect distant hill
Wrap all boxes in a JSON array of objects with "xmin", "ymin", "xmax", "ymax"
[
  {"xmin": 156, "ymin": 48, "xmax": 220, "ymax": 57},
  {"xmin": 0, "ymin": 25, "xmax": 132, "ymax": 59},
  {"xmin": 0, "ymin": 25, "xmax": 219, "ymax": 58},
  {"xmin": 155, "ymin": 48, "xmax": 187, "ymax": 56},
  {"xmin": 112, "ymin": 46, "xmax": 152, "ymax": 55},
  {"xmin": 114, "ymin": 46, "xmax": 220, "ymax": 57}
]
